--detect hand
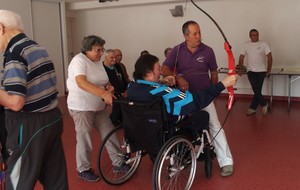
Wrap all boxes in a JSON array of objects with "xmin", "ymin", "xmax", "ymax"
[
  {"xmin": 238, "ymin": 69, "xmax": 243, "ymax": 76},
  {"xmin": 176, "ymin": 76, "xmax": 189, "ymax": 91},
  {"xmin": 221, "ymin": 75, "xmax": 238, "ymax": 88},
  {"xmin": 159, "ymin": 76, "xmax": 176, "ymax": 86},
  {"xmin": 266, "ymin": 71, "xmax": 271, "ymax": 78},
  {"xmin": 121, "ymin": 91, "xmax": 127, "ymax": 97},
  {"xmin": 105, "ymin": 84, "xmax": 114, "ymax": 93},
  {"xmin": 101, "ymin": 90, "xmax": 115, "ymax": 105}
]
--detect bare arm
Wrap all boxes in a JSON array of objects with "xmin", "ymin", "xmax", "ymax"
[
  {"xmin": 210, "ymin": 70, "xmax": 218, "ymax": 85},
  {"xmin": 161, "ymin": 64, "xmax": 174, "ymax": 77},
  {"xmin": 75, "ymin": 75, "xmax": 115, "ymax": 105},
  {"xmin": 0, "ymin": 90, "xmax": 25, "ymax": 111},
  {"xmin": 238, "ymin": 54, "xmax": 245, "ymax": 76},
  {"xmin": 161, "ymin": 64, "xmax": 189, "ymax": 91},
  {"xmin": 266, "ymin": 52, "xmax": 273, "ymax": 77}
]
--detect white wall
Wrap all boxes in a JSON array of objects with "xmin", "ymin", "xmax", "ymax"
[
  {"xmin": 0, "ymin": 0, "xmax": 33, "ymax": 37},
  {"xmin": 0, "ymin": 0, "xmax": 32, "ymax": 63},
  {"xmin": 31, "ymin": 1, "xmax": 66, "ymax": 96},
  {"xmin": 0, "ymin": 0, "xmax": 67, "ymax": 96},
  {"xmin": 67, "ymin": 0, "xmax": 300, "ymax": 98}
]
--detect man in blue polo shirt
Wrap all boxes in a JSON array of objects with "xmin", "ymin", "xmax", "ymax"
[
  {"xmin": 161, "ymin": 20, "xmax": 234, "ymax": 176},
  {"xmin": 0, "ymin": 10, "xmax": 68, "ymax": 189}
]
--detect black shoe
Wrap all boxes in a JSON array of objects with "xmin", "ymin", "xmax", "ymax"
[
  {"xmin": 78, "ymin": 169, "xmax": 100, "ymax": 182},
  {"xmin": 113, "ymin": 163, "xmax": 131, "ymax": 173}
]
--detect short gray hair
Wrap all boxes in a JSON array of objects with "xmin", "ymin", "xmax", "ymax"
[
  {"xmin": 0, "ymin": 10, "xmax": 24, "ymax": 30},
  {"xmin": 81, "ymin": 35, "xmax": 105, "ymax": 54},
  {"xmin": 105, "ymin": 49, "xmax": 115, "ymax": 56}
]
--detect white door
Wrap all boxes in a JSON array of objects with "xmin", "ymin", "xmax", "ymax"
[{"xmin": 31, "ymin": 0, "xmax": 66, "ymax": 96}]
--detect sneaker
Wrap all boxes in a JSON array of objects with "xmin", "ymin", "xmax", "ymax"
[
  {"xmin": 262, "ymin": 104, "xmax": 268, "ymax": 115},
  {"xmin": 221, "ymin": 165, "xmax": 233, "ymax": 177},
  {"xmin": 78, "ymin": 168, "xmax": 100, "ymax": 182},
  {"xmin": 113, "ymin": 163, "xmax": 131, "ymax": 173},
  {"xmin": 246, "ymin": 108, "xmax": 256, "ymax": 116}
]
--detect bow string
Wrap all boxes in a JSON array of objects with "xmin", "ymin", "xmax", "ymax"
[{"xmin": 190, "ymin": 0, "xmax": 235, "ymax": 110}]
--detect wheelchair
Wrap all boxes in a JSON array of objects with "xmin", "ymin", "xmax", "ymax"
[{"xmin": 97, "ymin": 97, "xmax": 215, "ymax": 190}]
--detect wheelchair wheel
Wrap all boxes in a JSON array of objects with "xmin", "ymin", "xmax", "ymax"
[
  {"xmin": 204, "ymin": 145, "xmax": 212, "ymax": 178},
  {"xmin": 152, "ymin": 136, "xmax": 196, "ymax": 190},
  {"xmin": 97, "ymin": 125, "xmax": 142, "ymax": 185}
]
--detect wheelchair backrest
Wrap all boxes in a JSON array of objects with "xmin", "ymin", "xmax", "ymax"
[{"xmin": 114, "ymin": 97, "xmax": 169, "ymax": 154}]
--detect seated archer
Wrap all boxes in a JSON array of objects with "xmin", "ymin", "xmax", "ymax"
[{"xmin": 127, "ymin": 54, "xmax": 237, "ymax": 140}]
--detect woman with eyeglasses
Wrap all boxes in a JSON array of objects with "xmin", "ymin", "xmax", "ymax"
[{"xmin": 66, "ymin": 35, "xmax": 128, "ymax": 182}]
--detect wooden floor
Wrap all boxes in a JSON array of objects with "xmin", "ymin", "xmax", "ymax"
[{"xmin": 35, "ymin": 96, "xmax": 300, "ymax": 190}]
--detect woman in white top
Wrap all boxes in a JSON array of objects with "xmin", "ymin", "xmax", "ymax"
[{"xmin": 67, "ymin": 35, "xmax": 125, "ymax": 182}]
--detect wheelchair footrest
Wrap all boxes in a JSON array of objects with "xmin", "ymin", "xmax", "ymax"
[{"xmin": 197, "ymin": 145, "xmax": 216, "ymax": 162}]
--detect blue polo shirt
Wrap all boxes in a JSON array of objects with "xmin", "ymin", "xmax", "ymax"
[{"xmin": 1, "ymin": 33, "xmax": 58, "ymax": 112}]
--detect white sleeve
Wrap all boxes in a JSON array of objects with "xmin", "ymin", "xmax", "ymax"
[{"xmin": 264, "ymin": 42, "xmax": 271, "ymax": 55}]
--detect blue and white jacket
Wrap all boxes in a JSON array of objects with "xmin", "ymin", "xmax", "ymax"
[{"xmin": 127, "ymin": 79, "xmax": 225, "ymax": 116}]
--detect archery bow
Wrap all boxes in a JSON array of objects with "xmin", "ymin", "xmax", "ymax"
[{"xmin": 190, "ymin": 0, "xmax": 235, "ymax": 111}]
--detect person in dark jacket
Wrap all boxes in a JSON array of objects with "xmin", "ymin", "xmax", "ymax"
[
  {"xmin": 127, "ymin": 54, "xmax": 237, "ymax": 139},
  {"xmin": 103, "ymin": 49, "xmax": 128, "ymax": 125}
]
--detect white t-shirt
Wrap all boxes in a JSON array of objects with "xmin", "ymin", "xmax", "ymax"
[
  {"xmin": 67, "ymin": 53, "xmax": 108, "ymax": 111},
  {"xmin": 240, "ymin": 41, "xmax": 271, "ymax": 72}
]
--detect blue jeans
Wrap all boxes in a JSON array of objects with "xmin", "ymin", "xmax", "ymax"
[{"xmin": 247, "ymin": 71, "xmax": 268, "ymax": 109}]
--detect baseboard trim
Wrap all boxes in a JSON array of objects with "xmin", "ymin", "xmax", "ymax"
[{"xmin": 220, "ymin": 93, "xmax": 300, "ymax": 102}]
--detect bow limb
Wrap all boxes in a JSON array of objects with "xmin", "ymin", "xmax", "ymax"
[
  {"xmin": 190, "ymin": 0, "xmax": 235, "ymax": 110},
  {"xmin": 224, "ymin": 42, "xmax": 235, "ymax": 110}
]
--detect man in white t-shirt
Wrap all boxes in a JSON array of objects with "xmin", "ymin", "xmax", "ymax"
[{"xmin": 238, "ymin": 29, "xmax": 273, "ymax": 116}]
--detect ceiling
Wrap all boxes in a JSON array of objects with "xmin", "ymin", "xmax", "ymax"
[
  {"xmin": 64, "ymin": 0, "xmax": 85, "ymax": 1},
  {"xmin": 42, "ymin": 0, "xmax": 95, "ymax": 2}
]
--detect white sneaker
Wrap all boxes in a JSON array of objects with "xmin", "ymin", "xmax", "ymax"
[
  {"xmin": 246, "ymin": 108, "xmax": 256, "ymax": 116},
  {"xmin": 221, "ymin": 165, "xmax": 233, "ymax": 177},
  {"xmin": 262, "ymin": 104, "xmax": 268, "ymax": 115}
]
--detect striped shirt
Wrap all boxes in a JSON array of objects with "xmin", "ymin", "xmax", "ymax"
[{"xmin": 1, "ymin": 33, "xmax": 58, "ymax": 112}]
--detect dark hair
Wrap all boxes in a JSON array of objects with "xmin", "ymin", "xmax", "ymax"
[
  {"xmin": 249, "ymin": 29, "xmax": 259, "ymax": 35},
  {"xmin": 164, "ymin": 47, "xmax": 172, "ymax": 57},
  {"xmin": 140, "ymin": 50, "xmax": 149, "ymax": 56},
  {"xmin": 81, "ymin": 35, "xmax": 105, "ymax": 54},
  {"xmin": 182, "ymin": 20, "xmax": 198, "ymax": 35},
  {"xmin": 133, "ymin": 54, "xmax": 159, "ymax": 81}
]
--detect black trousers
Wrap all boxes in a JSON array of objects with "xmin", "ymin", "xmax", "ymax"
[
  {"xmin": 0, "ymin": 107, "xmax": 9, "ymax": 162},
  {"xmin": 174, "ymin": 110, "xmax": 209, "ymax": 140},
  {"xmin": 5, "ymin": 107, "xmax": 68, "ymax": 190},
  {"xmin": 187, "ymin": 110, "xmax": 209, "ymax": 139},
  {"xmin": 247, "ymin": 71, "xmax": 268, "ymax": 109},
  {"xmin": 110, "ymin": 94, "xmax": 123, "ymax": 124},
  {"xmin": 110, "ymin": 101, "xmax": 122, "ymax": 124}
]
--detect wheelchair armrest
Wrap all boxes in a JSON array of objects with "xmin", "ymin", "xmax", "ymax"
[{"xmin": 114, "ymin": 97, "xmax": 163, "ymax": 107}]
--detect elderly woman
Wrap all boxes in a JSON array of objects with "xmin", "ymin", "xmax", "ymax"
[{"xmin": 67, "ymin": 35, "xmax": 128, "ymax": 182}]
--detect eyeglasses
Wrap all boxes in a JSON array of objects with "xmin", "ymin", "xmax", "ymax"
[{"xmin": 93, "ymin": 48, "xmax": 105, "ymax": 53}]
